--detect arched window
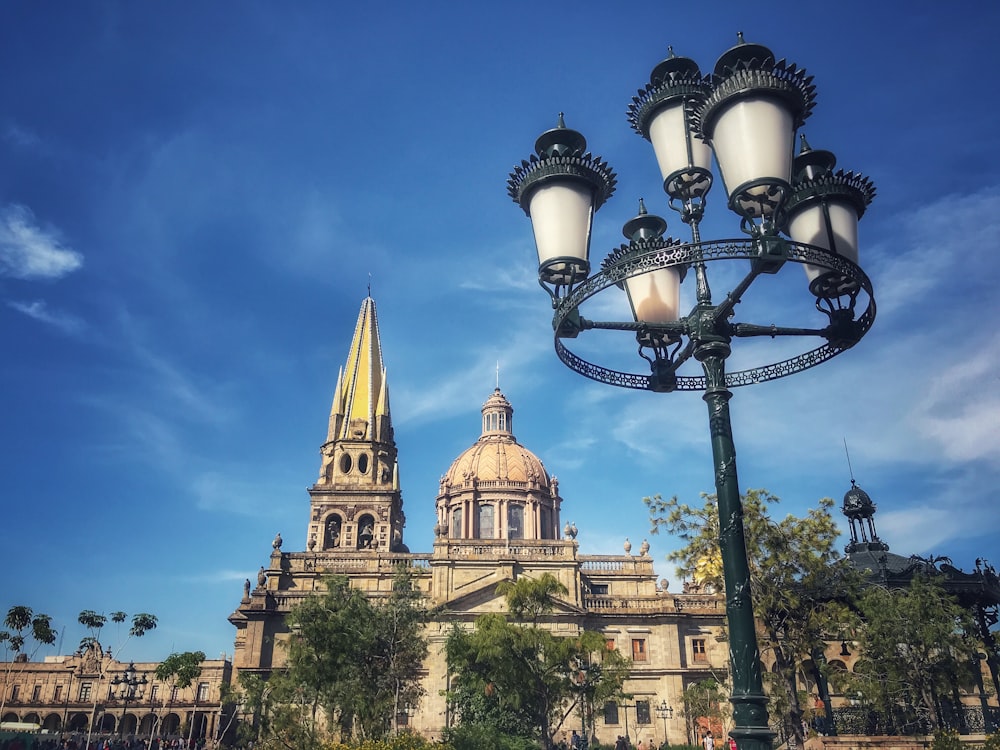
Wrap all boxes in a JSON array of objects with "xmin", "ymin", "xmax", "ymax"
[
  {"xmin": 357, "ymin": 514, "xmax": 375, "ymax": 549},
  {"xmin": 508, "ymin": 504, "xmax": 523, "ymax": 540},
  {"xmin": 324, "ymin": 515, "xmax": 343, "ymax": 549},
  {"xmin": 478, "ymin": 505, "xmax": 494, "ymax": 539},
  {"xmin": 540, "ymin": 507, "xmax": 551, "ymax": 539}
]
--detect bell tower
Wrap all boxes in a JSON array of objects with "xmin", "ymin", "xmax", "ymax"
[{"xmin": 306, "ymin": 296, "xmax": 406, "ymax": 553}]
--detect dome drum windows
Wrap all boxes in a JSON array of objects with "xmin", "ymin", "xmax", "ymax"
[{"xmin": 478, "ymin": 505, "xmax": 494, "ymax": 539}]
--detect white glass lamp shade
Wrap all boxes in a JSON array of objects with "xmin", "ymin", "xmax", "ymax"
[
  {"xmin": 646, "ymin": 101, "xmax": 713, "ymax": 183},
  {"xmin": 528, "ymin": 180, "xmax": 595, "ymax": 282},
  {"xmin": 624, "ymin": 267, "xmax": 681, "ymax": 330},
  {"xmin": 710, "ymin": 97, "xmax": 795, "ymax": 201},
  {"xmin": 787, "ymin": 200, "xmax": 860, "ymax": 285}
]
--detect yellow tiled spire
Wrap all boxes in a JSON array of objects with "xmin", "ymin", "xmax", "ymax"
[{"xmin": 327, "ymin": 296, "xmax": 390, "ymax": 443}]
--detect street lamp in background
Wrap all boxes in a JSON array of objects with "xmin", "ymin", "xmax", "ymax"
[
  {"xmin": 111, "ymin": 662, "xmax": 147, "ymax": 737},
  {"xmin": 655, "ymin": 701, "xmax": 674, "ymax": 745},
  {"xmin": 508, "ymin": 33, "xmax": 876, "ymax": 750}
]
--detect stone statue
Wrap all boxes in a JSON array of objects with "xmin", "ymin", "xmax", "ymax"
[
  {"xmin": 272, "ymin": 532, "xmax": 283, "ymax": 550},
  {"xmin": 243, "ymin": 578, "xmax": 251, "ymax": 599},
  {"xmin": 257, "ymin": 566, "xmax": 267, "ymax": 587}
]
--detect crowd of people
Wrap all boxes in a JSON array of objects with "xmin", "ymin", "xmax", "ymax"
[{"xmin": 0, "ymin": 737, "xmax": 206, "ymax": 750}]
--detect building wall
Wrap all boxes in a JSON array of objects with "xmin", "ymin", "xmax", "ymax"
[
  {"xmin": 0, "ymin": 649, "xmax": 232, "ymax": 741},
  {"xmin": 229, "ymin": 536, "xmax": 729, "ymax": 746}
]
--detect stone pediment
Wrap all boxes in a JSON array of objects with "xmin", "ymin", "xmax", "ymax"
[{"xmin": 443, "ymin": 576, "xmax": 586, "ymax": 617}]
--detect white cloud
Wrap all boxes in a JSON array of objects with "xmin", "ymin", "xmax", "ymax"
[
  {"xmin": 0, "ymin": 204, "xmax": 83, "ymax": 279},
  {"xmin": 7, "ymin": 299, "xmax": 86, "ymax": 335}
]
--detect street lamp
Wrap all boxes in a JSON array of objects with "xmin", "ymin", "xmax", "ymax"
[
  {"xmin": 508, "ymin": 34, "xmax": 876, "ymax": 750},
  {"xmin": 655, "ymin": 700, "xmax": 674, "ymax": 744},
  {"xmin": 111, "ymin": 662, "xmax": 148, "ymax": 737}
]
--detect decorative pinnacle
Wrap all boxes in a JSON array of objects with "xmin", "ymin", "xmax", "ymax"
[
  {"xmin": 622, "ymin": 198, "xmax": 667, "ymax": 242},
  {"xmin": 533, "ymin": 113, "xmax": 588, "ymax": 158},
  {"xmin": 791, "ymin": 135, "xmax": 839, "ymax": 183}
]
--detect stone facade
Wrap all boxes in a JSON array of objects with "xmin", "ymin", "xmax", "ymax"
[
  {"xmin": 0, "ymin": 643, "xmax": 231, "ymax": 740},
  {"xmin": 228, "ymin": 296, "xmax": 729, "ymax": 745}
]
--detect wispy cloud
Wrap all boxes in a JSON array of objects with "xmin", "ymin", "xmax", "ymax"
[
  {"xmin": 2, "ymin": 122, "xmax": 41, "ymax": 149},
  {"xmin": 7, "ymin": 299, "xmax": 86, "ymax": 335},
  {"xmin": 0, "ymin": 204, "xmax": 83, "ymax": 280}
]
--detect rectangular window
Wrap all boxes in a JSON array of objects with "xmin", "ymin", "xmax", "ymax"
[
  {"xmin": 79, "ymin": 683, "xmax": 92, "ymax": 702},
  {"xmin": 636, "ymin": 700, "xmax": 651, "ymax": 725},
  {"xmin": 170, "ymin": 687, "xmax": 179, "ymax": 702},
  {"xmin": 397, "ymin": 712, "xmax": 409, "ymax": 727},
  {"xmin": 632, "ymin": 638, "xmax": 648, "ymax": 662},
  {"xmin": 150, "ymin": 685, "xmax": 159, "ymax": 701},
  {"xmin": 693, "ymin": 638, "xmax": 707, "ymax": 662},
  {"xmin": 197, "ymin": 683, "xmax": 209, "ymax": 702},
  {"xmin": 603, "ymin": 701, "xmax": 619, "ymax": 725},
  {"xmin": 54, "ymin": 685, "xmax": 63, "ymax": 702},
  {"xmin": 10, "ymin": 685, "xmax": 19, "ymax": 701},
  {"xmin": 32, "ymin": 685, "xmax": 41, "ymax": 701},
  {"xmin": 452, "ymin": 508, "xmax": 463, "ymax": 538},
  {"xmin": 590, "ymin": 584, "xmax": 609, "ymax": 595},
  {"xmin": 605, "ymin": 638, "xmax": 616, "ymax": 651}
]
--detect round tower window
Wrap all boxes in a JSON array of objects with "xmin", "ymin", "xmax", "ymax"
[
  {"xmin": 358, "ymin": 453, "xmax": 370, "ymax": 474},
  {"xmin": 340, "ymin": 454, "xmax": 353, "ymax": 473}
]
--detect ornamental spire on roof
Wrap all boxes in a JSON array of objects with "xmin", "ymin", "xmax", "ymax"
[{"xmin": 326, "ymin": 296, "xmax": 391, "ymax": 443}]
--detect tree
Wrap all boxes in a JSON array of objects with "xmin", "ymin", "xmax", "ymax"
[
  {"xmin": 446, "ymin": 573, "xmax": 630, "ymax": 749},
  {"xmin": 682, "ymin": 678, "xmax": 732, "ymax": 741},
  {"xmin": 278, "ymin": 569, "xmax": 429, "ymax": 746},
  {"xmin": 647, "ymin": 490, "xmax": 861, "ymax": 747},
  {"xmin": 0, "ymin": 606, "xmax": 57, "ymax": 718},
  {"xmin": 155, "ymin": 651, "xmax": 206, "ymax": 743},
  {"xmin": 853, "ymin": 574, "xmax": 978, "ymax": 734}
]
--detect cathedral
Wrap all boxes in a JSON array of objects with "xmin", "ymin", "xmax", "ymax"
[{"xmin": 228, "ymin": 296, "xmax": 730, "ymax": 745}]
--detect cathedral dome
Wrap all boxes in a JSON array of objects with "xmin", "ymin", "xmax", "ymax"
[
  {"xmin": 441, "ymin": 389, "xmax": 552, "ymax": 490},
  {"xmin": 436, "ymin": 389, "xmax": 561, "ymax": 541}
]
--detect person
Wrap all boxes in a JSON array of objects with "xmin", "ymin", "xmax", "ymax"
[
  {"xmin": 638, "ymin": 740, "xmax": 648, "ymax": 750},
  {"xmin": 571, "ymin": 731, "xmax": 581, "ymax": 750},
  {"xmin": 728, "ymin": 737, "xmax": 737, "ymax": 750},
  {"xmin": 615, "ymin": 736, "xmax": 628, "ymax": 750},
  {"xmin": 703, "ymin": 731, "xmax": 714, "ymax": 750}
]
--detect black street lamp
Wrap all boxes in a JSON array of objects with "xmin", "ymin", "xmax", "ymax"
[
  {"xmin": 655, "ymin": 700, "xmax": 674, "ymax": 744},
  {"xmin": 508, "ymin": 34, "xmax": 876, "ymax": 750},
  {"xmin": 111, "ymin": 662, "xmax": 148, "ymax": 737}
]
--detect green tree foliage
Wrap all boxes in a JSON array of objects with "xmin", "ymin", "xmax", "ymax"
[
  {"xmin": 681, "ymin": 679, "xmax": 732, "ymax": 738},
  {"xmin": 854, "ymin": 574, "xmax": 978, "ymax": 733},
  {"xmin": 156, "ymin": 651, "xmax": 208, "ymax": 744},
  {"xmin": 446, "ymin": 573, "xmax": 630, "ymax": 750},
  {"xmin": 0, "ymin": 605, "xmax": 58, "ymax": 717},
  {"xmin": 155, "ymin": 650, "xmax": 206, "ymax": 690},
  {"xmin": 275, "ymin": 569, "xmax": 429, "ymax": 747},
  {"xmin": 646, "ymin": 490, "xmax": 861, "ymax": 747}
]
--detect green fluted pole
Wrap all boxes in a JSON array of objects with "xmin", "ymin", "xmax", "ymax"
[{"xmin": 696, "ymin": 336, "xmax": 773, "ymax": 750}]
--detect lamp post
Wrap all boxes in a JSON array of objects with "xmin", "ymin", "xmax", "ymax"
[
  {"xmin": 508, "ymin": 34, "xmax": 876, "ymax": 750},
  {"xmin": 655, "ymin": 700, "xmax": 674, "ymax": 745},
  {"xmin": 111, "ymin": 662, "xmax": 147, "ymax": 737}
]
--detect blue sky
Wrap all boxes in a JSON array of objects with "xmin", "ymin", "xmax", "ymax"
[{"xmin": 2, "ymin": 2, "xmax": 999, "ymax": 663}]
